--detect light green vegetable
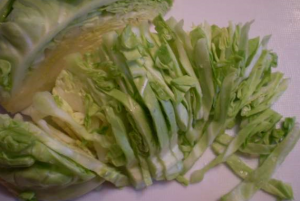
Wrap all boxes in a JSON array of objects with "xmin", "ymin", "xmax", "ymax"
[
  {"xmin": 60, "ymin": 52, "xmax": 157, "ymax": 185},
  {"xmin": 0, "ymin": 0, "xmax": 172, "ymax": 113},
  {"xmin": 183, "ymin": 67, "xmax": 238, "ymax": 173},
  {"xmin": 190, "ymin": 109, "xmax": 282, "ymax": 183},
  {"xmin": 222, "ymin": 123, "xmax": 300, "ymax": 201},
  {"xmin": 0, "ymin": 4, "xmax": 298, "ymax": 200},
  {"xmin": 182, "ymin": 21, "xmax": 286, "ymax": 175},
  {"xmin": 153, "ymin": 16, "xmax": 205, "ymax": 145},
  {"xmin": 25, "ymin": 75, "xmax": 150, "ymax": 188},
  {"xmin": 61, "ymin": 27, "xmax": 184, "ymax": 181},
  {"xmin": 193, "ymin": 38, "xmax": 214, "ymax": 120},
  {"xmin": 27, "ymin": 18, "xmax": 296, "ymax": 200},
  {"xmin": 240, "ymin": 72, "xmax": 288, "ymax": 117},
  {"xmin": 212, "ymin": 137, "xmax": 293, "ymax": 200},
  {"xmin": 0, "ymin": 114, "xmax": 108, "ymax": 201},
  {"xmin": 105, "ymin": 106, "xmax": 147, "ymax": 188},
  {"xmin": 109, "ymin": 25, "xmax": 184, "ymax": 180},
  {"xmin": 1, "ymin": 113, "xmax": 129, "ymax": 186}
]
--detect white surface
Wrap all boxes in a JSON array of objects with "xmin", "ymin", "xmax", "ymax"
[{"xmin": 1, "ymin": 0, "xmax": 300, "ymax": 201}]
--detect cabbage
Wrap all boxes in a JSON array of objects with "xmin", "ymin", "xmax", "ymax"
[
  {"xmin": 222, "ymin": 122, "xmax": 300, "ymax": 201},
  {"xmin": 0, "ymin": 0, "xmax": 172, "ymax": 113},
  {"xmin": 181, "ymin": 21, "xmax": 289, "ymax": 174},
  {"xmin": 0, "ymin": 4, "xmax": 299, "ymax": 201},
  {"xmin": 212, "ymin": 132, "xmax": 294, "ymax": 200},
  {"xmin": 22, "ymin": 16, "xmax": 299, "ymax": 201},
  {"xmin": 0, "ymin": 114, "xmax": 129, "ymax": 201}
]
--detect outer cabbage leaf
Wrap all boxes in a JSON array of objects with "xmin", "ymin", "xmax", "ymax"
[{"xmin": 0, "ymin": 114, "xmax": 105, "ymax": 201}]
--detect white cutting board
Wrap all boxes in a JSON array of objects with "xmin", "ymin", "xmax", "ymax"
[{"xmin": 1, "ymin": 0, "xmax": 300, "ymax": 200}]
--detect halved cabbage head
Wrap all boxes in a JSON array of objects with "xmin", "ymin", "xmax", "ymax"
[{"xmin": 0, "ymin": 0, "xmax": 172, "ymax": 113}]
